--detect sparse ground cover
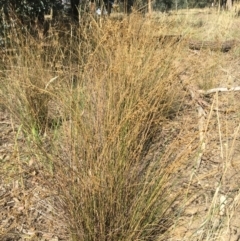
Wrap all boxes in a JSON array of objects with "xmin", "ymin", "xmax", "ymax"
[{"xmin": 1, "ymin": 7, "xmax": 240, "ymax": 241}]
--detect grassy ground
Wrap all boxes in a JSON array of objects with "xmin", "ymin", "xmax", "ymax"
[{"xmin": 1, "ymin": 7, "xmax": 240, "ymax": 241}]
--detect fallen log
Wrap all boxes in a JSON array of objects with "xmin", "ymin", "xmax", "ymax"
[{"xmin": 189, "ymin": 39, "xmax": 236, "ymax": 52}]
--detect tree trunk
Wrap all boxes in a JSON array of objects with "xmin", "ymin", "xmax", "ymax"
[
  {"xmin": 226, "ymin": 0, "xmax": 232, "ymax": 10},
  {"xmin": 148, "ymin": 0, "xmax": 152, "ymax": 15}
]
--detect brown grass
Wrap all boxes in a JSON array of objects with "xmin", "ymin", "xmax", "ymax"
[{"xmin": 1, "ymin": 8, "xmax": 240, "ymax": 241}]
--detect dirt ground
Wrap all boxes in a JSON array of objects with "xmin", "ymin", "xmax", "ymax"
[
  {"xmin": 171, "ymin": 91, "xmax": 240, "ymax": 241},
  {"xmin": 169, "ymin": 47, "xmax": 240, "ymax": 239}
]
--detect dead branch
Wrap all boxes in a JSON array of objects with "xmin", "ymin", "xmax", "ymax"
[
  {"xmin": 198, "ymin": 86, "xmax": 240, "ymax": 95},
  {"xmin": 189, "ymin": 39, "xmax": 236, "ymax": 52}
]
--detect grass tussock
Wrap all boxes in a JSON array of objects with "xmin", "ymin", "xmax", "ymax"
[
  {"xmin": 53, "ymin": 17, "xmax": 184, "ymax": 241},
  {"xmin": 0, "ymin": 14, "xmax": 186, "ymax": 240},
  {"xmin": 2, "ymin": 9, "xmax": 240, "ymax": 241}
]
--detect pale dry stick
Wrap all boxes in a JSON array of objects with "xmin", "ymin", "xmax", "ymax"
[
  {"xmin": 224, "ymin": 198, "xmax": 239, "ymax": 240},
  {"xmin": 218, "ymin": 99, "xmax": 237, "ymax": 191},
  {"xmin": 223, "ymin": 191, "xmax": 240, "ymax": 236},
  {"xmin": 148, "ymin": 0, "xmax": 152, "ymax": 16},
  {"xmin": 188, "ymin": 86, "xmax": 215, "ymax": 170},
  {"xmin": 219, "ymin": 194, "xmax": 227, "ymax": 216},
  {"xmin": 45, "ymin": 76, "xmax": 59, "ymax": 90},
  {"xmin": 196, "ymin": 104, "xmax": 206, "ymax": 170},
  {"xmin": 198, "ymin": 86, "xmax": 240, "ymax": 95},
  {"xmin": 216, "ymin": 92, "xmax": 224, "ymax": 160},
  {"xmin": 44, "ymin": 8, "xmax": 53, "ymax": 21},
  {"xmin": 228, "ymin": 188, "xmax": 240, "ymax": 213},
  {"xmin": 196, "ymin": 98, "xmax": 215, "ymax": 170},
  {"xmin": 192, "ymin": 185, "xmax": 221, "ymax": 240},
  {"xmin": 188, "ymin": 87, "xmax": 205, "ymax": 170},
  {"xmin": 224, "ymin": 113, "xmax": 230, "ymax": 168},
  {"xmin": 43, "ymin": 8, "xmax": 53, "ymax": 38},
  {"xmin": 228, "ymin": 123, "xmax": 240, "ymax": 167}
]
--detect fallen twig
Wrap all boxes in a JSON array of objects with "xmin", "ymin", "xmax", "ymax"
[{"xmin": 198, "ymin": 86, "xmax": 240, "ymax": 95}]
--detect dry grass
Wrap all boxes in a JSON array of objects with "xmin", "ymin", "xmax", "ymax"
[{"xmin": 1, "ymin": 8, "xmax": 240, "ymax": 241}]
